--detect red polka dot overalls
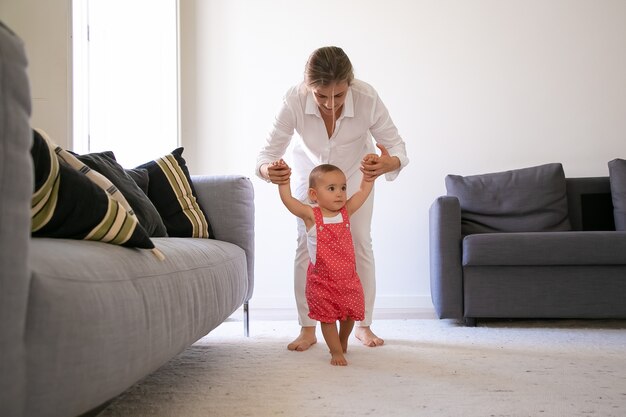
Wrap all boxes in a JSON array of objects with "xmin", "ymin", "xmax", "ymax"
[{"xmin": 306, "ymin": 206, "xmax": 365, "ymax": 323}]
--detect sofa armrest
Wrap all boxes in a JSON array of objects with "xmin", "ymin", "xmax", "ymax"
[
  {"xmin": 429, "ymin": 196, "xmax": 463, "ymax": 318},
  {"xmin": 192, "ymin": 175, "xmax": 255, "ymax": 302}
]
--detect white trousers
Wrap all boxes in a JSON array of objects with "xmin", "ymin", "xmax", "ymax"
[{"xmin": 294, "ymin": 180, "xmax": 376, "ymax": 327}]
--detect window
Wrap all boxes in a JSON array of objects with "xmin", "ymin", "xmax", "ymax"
[{"xmin": 73, "ymin": 0, "xmax": 179, "ymax": 167}]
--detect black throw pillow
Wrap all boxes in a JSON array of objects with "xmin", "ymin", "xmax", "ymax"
[{"xmin": 76, "ymin": 151, "xmax": 167, "ymax": 237}]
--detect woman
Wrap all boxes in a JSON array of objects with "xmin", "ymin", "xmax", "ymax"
[{"xmin": 256, "ymin": 46, "xmax": 409, "ymax": 350}]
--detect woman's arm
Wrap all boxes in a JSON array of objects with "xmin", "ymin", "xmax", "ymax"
[
  {"xmin": 366, "ymin": 91, "xmax": 409, "ymax": 180},
  {"xmin": 256, "ymin": 87, "xmax": 299, "ymax": 182}
]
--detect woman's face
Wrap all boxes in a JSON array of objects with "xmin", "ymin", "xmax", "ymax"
[{"xmin": 310, "ymin": 81, "xmax": 349, "ymax": 118}]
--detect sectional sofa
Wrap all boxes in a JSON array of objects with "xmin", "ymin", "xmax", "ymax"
[{"xmin": 1, "ymin": 21, "xmax": 254, "ymax": 417}]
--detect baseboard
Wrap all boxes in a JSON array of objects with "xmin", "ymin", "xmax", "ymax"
[
  {"xmin": 247, "ymin": 294, "xmax": 433, "ymax": 310},
  {"xmin": 237, "ymin": 295, "xmax": 436, "ymax": 321},
  {"xmin": 232, "ymin": 307, "xmax": 437, "ymax": 321}
]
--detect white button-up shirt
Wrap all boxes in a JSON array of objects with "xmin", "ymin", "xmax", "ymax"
[{"xmin": 256, "ymin": 79, "xmax": 409, "ymax": 198}]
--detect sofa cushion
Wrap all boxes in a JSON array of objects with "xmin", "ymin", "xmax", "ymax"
[
  {"xmin": 26, "ymin": 236, "xmax": 247, "ymax": 416},
  {"xmin": 462, "ymin": 231, "xmax": 626, "ymax": 266},
  {"xmin": 76, "ymin": 151, "xmax": 167, "ymax": 237},
  {"xmin": 446, "ymin": 163, "xmax": 571, "ymax": 235},
  {"xmin": 608, "ymin": 158, "xmax": 626, "ymax": 231},
  {"xmin": 31, "ymin": 130, "xmax": 155, "ymax": 250},
  {"xmin": 136, "ymin": 148, "xmax": 211, "ymax": 238}
]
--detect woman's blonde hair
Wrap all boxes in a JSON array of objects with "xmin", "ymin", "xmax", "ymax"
[{"xmin": 304, "ymin": 46, "xmax": 354, "ymax": 88}]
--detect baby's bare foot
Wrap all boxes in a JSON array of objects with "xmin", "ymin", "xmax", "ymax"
[
  {"xmin": 330, "ymin": 352, "xmax": 348, "ymax": 366},
  {"xmin": 355, "ymin": 326, "xmax": 384, "ymax": 347},
  {"xmin": 287, "ymin": 327, "xmax": 317, "ymax": 351}
]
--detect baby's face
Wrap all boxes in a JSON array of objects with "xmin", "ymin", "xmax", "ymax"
[{"xmin": 312, "ymin": 170, "xmax": 347, "ymax": 212}]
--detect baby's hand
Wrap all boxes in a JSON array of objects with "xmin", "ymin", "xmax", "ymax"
[
  {"xmin": 268, "ymin": 159, "xmax": 291, "ymax": 185},
  {"xmin": 362, "ymin": 154, "xmax": 379, "ymax": 164},
  {"xmin": 361, "ymin": 143, "xmax": 394, "ymax": 182},
  {"xmin": 361, "ymin": 154, "xmax": 381, "ymax": 182},
  {"xmin": 271, "ymin": 159, "xmax": 289, "ymax": 169}
]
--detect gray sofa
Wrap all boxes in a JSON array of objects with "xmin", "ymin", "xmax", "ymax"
[
  {"xmin": 429, "ymin": 163, "xmax": 626, "ymax": 326},
  {"xmin": 1, "ymin": 22, "xmax": 254, "ymax": 417}
]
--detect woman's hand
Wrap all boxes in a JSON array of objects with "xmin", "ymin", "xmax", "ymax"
[
  {"xmin": 361, "ymin": 143, "xmax": 401, "ymax": 181},
  {"xmin": 263, "ymin": 159, "xmax": 291, "ymax": 185}
]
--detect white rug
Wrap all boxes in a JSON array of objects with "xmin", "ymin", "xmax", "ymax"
[{"xmin": 97, "ymin": 318, "xmax": 626, "ymax": 417}]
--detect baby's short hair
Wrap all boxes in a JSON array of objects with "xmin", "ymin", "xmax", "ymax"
[{"xmin": 309, "ymin": 164, "xmax": 343, "ymax": 188}]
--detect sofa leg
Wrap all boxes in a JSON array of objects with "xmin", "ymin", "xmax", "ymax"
[
  {"xmin": 464, "ymin": 317, "xmax": 477, "ymax": 327},
  {"xmin": 243, "ymin": 301, "xmax": 250, "ymax": 337}
]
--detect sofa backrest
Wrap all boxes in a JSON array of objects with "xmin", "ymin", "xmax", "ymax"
[
  {"xmin": 0, "ymin": 21, "xmax": 32, "ymax": 417},
  {"xmin": 566, "ymin": 177, "xmax": 615, "ymax": 231}
]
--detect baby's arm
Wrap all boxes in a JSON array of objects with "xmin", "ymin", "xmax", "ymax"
[
  {"xmin": 346, "ymin": 154, "xmax": 379, "ymax": 217},
  {"xmin": 345, "ymin": 175, "xmax": 374, "ymax": 217},
  {"xmin": 273, "ymin": 160, "xmax": 315, "ymax": 228}
]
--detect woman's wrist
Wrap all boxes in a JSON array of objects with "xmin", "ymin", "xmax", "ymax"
[
  {"xmin": 385, "ymin": 156, "xmax": 401, "ymax": 173},
  {"xmin": 393, "ymin": 156, "xmax": 401, "ymax": 171},
  {"xmin": 260, "ymin": 163, "xmax": 272, "ymax": 183}
]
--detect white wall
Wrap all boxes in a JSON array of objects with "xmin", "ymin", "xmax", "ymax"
[
  {"xmin": 179, "ymin": 0, "xmax": 626, "ymax": 312},
  {"xmin": 4, "ymin": 0, "xmax": 626, "ymax": 314},
  {"xmin": 0, "ymin": 0, "xmax": 72, "ymax": 150}
]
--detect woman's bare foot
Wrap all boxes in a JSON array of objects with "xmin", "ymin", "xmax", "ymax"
[
  {"xmin": 355, "ymin": 326, "xmax": 384, "ymax": 347},
  {"xmin": 330, "ymin": 351, "xmax": 348, "ymax": 366},
  {"xmin": 287, "ymin": 326, "xmax": 317, "ymax": 351}
]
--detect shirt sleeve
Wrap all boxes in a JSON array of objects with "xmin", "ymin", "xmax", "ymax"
[
  {"xmin": 255, "ymin": 91, "xmax": 298, "ymax": 181},
  {"xmin": 369, "ymin": 93, "xmax": 409, "ymax": 182}
]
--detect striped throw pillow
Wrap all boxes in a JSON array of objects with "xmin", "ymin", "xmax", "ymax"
[
  {"xmin": 31, "ymin": 129, "xmax": 159, "ymax": 253},
  {"xmin": 136, "ymin": 148, "xmax": 211, "ymax": 238}
]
